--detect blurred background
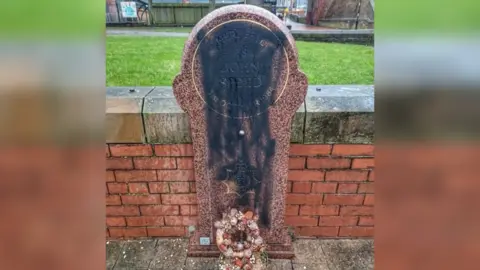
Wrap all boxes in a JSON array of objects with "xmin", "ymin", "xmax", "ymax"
[{"xmin": 105, "ymin": 0, "xmax": 373, "ymax": 30}]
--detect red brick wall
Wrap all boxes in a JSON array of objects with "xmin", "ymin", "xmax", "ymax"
[{"xmin": 106, "ymin": 144, "xmax": 374, "ymax": 239}]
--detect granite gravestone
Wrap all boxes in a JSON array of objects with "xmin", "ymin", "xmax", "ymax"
[{"xmin": 173, "ymin": 4, "xmax": 308, "ymax": 258}]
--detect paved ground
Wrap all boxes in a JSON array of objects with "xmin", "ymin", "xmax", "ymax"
[
  {"xmin": 285, "ymin": 18, "xmax": 331, "ymax": 31},
  {"xmin": 106, "ymin": 238, "xmax": 374, "ymax": 269},
  {"xmin": 106, "ymin": 29, "xmax": 190, "ymax": 37},
  {"xmin": 106, "ymin": 19, "xmax": 333, "ymax": 37}
]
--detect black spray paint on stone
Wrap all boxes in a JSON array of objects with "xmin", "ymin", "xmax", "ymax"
[{"xmin": 195, "ymin": 21, "xmax": 287, "ymax": 227}]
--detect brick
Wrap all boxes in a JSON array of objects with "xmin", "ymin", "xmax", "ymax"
[
  {"xmin": 164, "ymin": 216, "xmax": 197, "ymax": 226},
  {"xmin": 285, "ymin": 205, "xmax": 299, "ymax": 216},
  {"xmin": 368, "ymin": 171, "xmax": 375, "ymax": 181},
  {"xmin": 180, "ymin": 205, "xmax": 190, "ymax": 215},
  {"xmin": 325, "ymin": 170, "xmax": 368, "ymax": 181},
  {"xmin": 170, "ymin": 182, "xmax": 190, "ymax": 193},
  {"xmin": 337, "ymin": 183, "xmax": 358, "ymax": 193},
  {"xmin": 364, "ymin": 194, "xmax": 374, "ymax": 205},
  {"xmin": 106, "ymin": 171, "xmax": 115, "ymax": 182},
  {"xmin": 332, "ymin": 145, "xmax": 374, "ymax": 156},
  {"xmin": 358, "ymin": 216, "xmax": 374, "ymax": 226},
  {"xmin": 307, "ymin": 158, "xmax": 350, "ymax": 169},
  {"xmin": 106, "ymin": 217, "xmax": 126, "ymax": 227},
  {"xmin": 311, "ymin": 183, "xmax": 337, "ymax": 193},
  {"xmin": 339, "ymin": 226, "xmax": 374, "ymax": 237},
  {"xmin": 292, "ymin": 182, "xmax": 311, "ymax": 193},
  {"xmin": 190, "ymin": 182, "xmax": 196, "ymax": 193},
  {"xmin": 147, "ymin": 227, "xmax": 185, "ymax": 237},
  {"xmin": 290, "ymin": 145, "xmax": 331, "ymax": 156},
  {"xmin": 340, "ymin": 206, "xmax": 373, "ymax": 216},
  {"xmin": 106, "ymin": 228, "xmax": 110, "ymax": 238},
  {"xmin": 351, "ymin": 158, "xmax": 374, "ymax": 169},
  {"xmin": 288, "ymin": 170, "xmax": 324, "ymax": 181},
  {"xmin": 148, "ymin": 182, "xmax": 169, "ymax": 193},
  {"xmin": 286, "ymin": 194, "xmax": 322, "ymax": 205},
  {"xmin": 298, "ymin": 227, "xmax": 338, "ymax": 237},
  {"xmin": 121, "ymin": 195, "xmax": 161, "ymax": 205},
  {"xmin": 106, "ymin": 145, "xmax": 111, "ymax": 157},
  {"xmin": 154, "ymin": 144, "xmax": 193, "ymax": 157},
  {"xmin": 109, "ymin": 144, "xmax": 152, "ymax": 157},
  {"xmin": 289, "ymin": 157, "xmax": 305, "ymax": 169},
  {"xmin": 162, "ymin": 194, "xmax": 197, "ymax": 205},
  {"xmin": 107, "ymin": 183, "xmax": 128, "ymax": 194},
  {"xmin": 319, "ymin": 216, "xmax": 358, "ymax": 226},
  {"xmin": 140, "ymin": 205, "xmax": 179, "ymax": 216},
  {"xmin": 176, "ymin": 158, "xmax": 194, "ymax": 169},
  {"xmin": 110, "ymin": 228, "xmax": 147, "ymax": 238},
  {"xmin": 158, "ymin": 170, "xmax": 195, "ymax": 181},
  {"xmin": 299, "ymin": 205, "xmax": 339, "ymax": 216},
  {"xmin": 287, "ymin": 182, "xmax": 292, "ymax": 193},
  {"xmin": 106, "ymin": 206, "xmax": 140, "ymax": 216},
  {"xmin": 133, "ymin": 157, "xmax": 176, "ymax": 169},
  {"xmin": 358, "ymin": 183, "xmax": 374, "ymax": 193},
  {"xmin": 324, "ymin": 194, "xmax": 364, "ymax": 205},
  {"xmin": 180, "ymin": 205, "xmax": 198, "ymax": 216},
  {"xmin": 115, "ymin": 170, "xmax": 157, "ymax": 182},
  {"xmin": 107, "ymin": 158, "xmax": 133, "ymax": 170},
  {"xmin": 128, "ymin": 183, "xmax": 149, "ymax": 193},
  {"xmin": 126, "ymin": 216, "xmax": 164, "ymax": 227},
  {"xmin": 106, "ymin": 195, "xmax": 121, "ymax": 205},
  {"xmin": 286, "ymin": 216, "xmax": 318, "ymax": 226}
]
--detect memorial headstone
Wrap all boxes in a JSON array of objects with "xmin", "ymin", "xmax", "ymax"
[{"xmin": 173, "ymin": 4, "xmax": 308, "ymax": 258}]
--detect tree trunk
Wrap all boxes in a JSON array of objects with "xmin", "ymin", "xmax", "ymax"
[
  {"xmin": 209, "ymin": 0, "xmax": 215, "ymax": 12},
  {"xmin": 147, "ymin": 0, "xmax": 154, "ymax": 26}
]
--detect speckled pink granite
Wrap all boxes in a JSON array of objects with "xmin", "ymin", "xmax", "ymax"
[{"xmin": 173, "ymin": 4, "xmax": 308, "ymax": 259}]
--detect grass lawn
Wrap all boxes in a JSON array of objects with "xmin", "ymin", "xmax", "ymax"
[
  {"xmin": 154, "ymin": 27, "xmax": 193, "ymax": 33},
  {"xmin": 106, "ymin": 36, "xmax": 373, "ymax": 86}
]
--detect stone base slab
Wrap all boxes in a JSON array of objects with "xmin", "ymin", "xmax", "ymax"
[{"xmin": 188, "ymin": 245, "xmax": 295, "ymax": 259}]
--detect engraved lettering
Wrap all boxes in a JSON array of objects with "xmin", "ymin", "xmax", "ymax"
[
  {"xmin": 216, "ymin": 30, "xmax": 238, "ymax": 50},
  {"xmin": 253, "ymin": 77, "xmax": 262, "ymax": 88},
  {"xmin": 219, "ymin": 62, "xmax": 261, "ymax": 75},
  {"xmin": 196, "ymin": 21, "xmax": 287, "ymax": 117}
]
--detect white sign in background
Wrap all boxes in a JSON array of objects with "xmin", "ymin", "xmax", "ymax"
[{"xmin": 120, "ymin": 2, "xmax": 137, "ymax": 18}]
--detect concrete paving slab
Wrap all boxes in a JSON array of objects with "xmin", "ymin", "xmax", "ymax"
[
  {"xmin": 115, "ymin": 240, "xmax": 157, "ymax": 269},
  {"xmin": 106, "ymin": 240, "xmax": 125, "ymax": 270},
  {"xmin": 184, "ymin": 257, "xmax": 219, "ymax": 270},
  {"xmin": 320, "ymin": 239, "xmax": 374, "ymax": 270},
  {"xmin": 106, "ymin": 238, "xmax": 373, "ymax": 270},
  {"xmin": 267, "ymin": 259, "xmax": 293, "ymax": 270},
  {"xmin": 149, "ymin": 238, "xmax": 188, "ymax": 270},
  {"xmin": 292, "ymin": 239, "xmax": 332, "ymax": 268},
  {"xmin": 292, "ymin": 264, "xmax": 330, "ymax": 270}
]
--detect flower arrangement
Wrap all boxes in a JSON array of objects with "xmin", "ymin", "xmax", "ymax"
[{"xmin": 215, "ymin": 208, "xmax": 266, "ymax": 270}]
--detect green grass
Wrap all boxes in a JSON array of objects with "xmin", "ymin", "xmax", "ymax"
[
  {"xmin": 106, "ymin": 36, "xmax": 373, "ymax": 86},
  {"xmin": 107, "ymin": 26, "xmax": 193, "ymax": 33},
  {"xmin": 154, "ymin": 27, "xmax": 193, "ymax": 33}
]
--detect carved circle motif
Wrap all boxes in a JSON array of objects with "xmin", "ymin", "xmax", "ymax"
[{"xmin": 192, "ymin": 19, "xmax": 290, "ymax": 119}]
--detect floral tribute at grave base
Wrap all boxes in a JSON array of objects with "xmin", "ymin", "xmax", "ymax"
[{"xmin": 215, "ymin": 208, "xmax": 267, "ymax": 270}]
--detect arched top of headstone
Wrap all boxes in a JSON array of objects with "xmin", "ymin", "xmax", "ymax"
[{"xmin": 173, "ymin": 4, "xmax": 308, "ymax": 120}]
